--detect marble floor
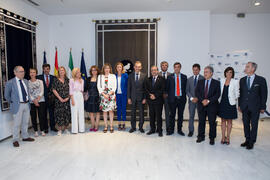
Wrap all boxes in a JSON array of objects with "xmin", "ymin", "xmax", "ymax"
[{"xmin": 0, "ymin": 118, "xmax": 270, "ymax": 180}]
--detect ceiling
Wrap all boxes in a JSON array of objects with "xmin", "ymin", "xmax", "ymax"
[{"xmin": 22, "ymin": 0, "xmax": 270, "ymax": 15}]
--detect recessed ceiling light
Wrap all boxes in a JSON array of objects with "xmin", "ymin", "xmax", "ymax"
[{"xmin": 254, "ymin": 1, "xmax": 261, "ymax": 6}]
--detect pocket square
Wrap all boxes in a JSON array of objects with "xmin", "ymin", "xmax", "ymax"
[{"xmin": 254, "ymin": 84, "xmax": 260, "ymax": 87}]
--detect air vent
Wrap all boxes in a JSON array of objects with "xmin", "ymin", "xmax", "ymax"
[{"xmin": 27, "ymin": 0, "xmax": 40, "ymax": 6}]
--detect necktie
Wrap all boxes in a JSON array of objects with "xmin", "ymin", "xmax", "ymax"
[
  {"xmin": 46, "ymin": 75, "xmax": 49, "ymax": 87},
  {"xmin": 136, "ymin": 74, "xmax": 139, "ymax": 84},
  {"xmin": 204, "ymin": 80, "xmax": 209, "ymax": 99},
  {"xmin": 19, "ymin": 80, "xmax": 27, "ymax": 102},
  {"xmin": 194, "ymin": 76, "xmax": 197, "ymax": 87},
  {"xmin": 163, "ymin": 72, "xmax": 166, "ymax": 78},
  {"xmin": 176, "ymin": 75, "xmax": 180, "ymax": 96},
  {"xmin": 247, "ymin": 76, "xmax": 251, "ymax": 90},
  {"xmin": 152, "ymin": 77, "xmax": 155, "ymax": 87}
]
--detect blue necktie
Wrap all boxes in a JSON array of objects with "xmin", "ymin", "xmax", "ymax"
[
  {"xmin": 247, "ymin": 77, "xmax": 251, "ymax": 90},
  {"xmin": 152, "ymin": 77, "xmax": 155, "ymax": 87},
  {"xmin": 163, "ymin": 72, "xmax": 166, "ymax": 78},
  {"xmin": 194, "ymin": 76, "xmax": 197, "ymax": 87},
  {"xmin": 19, "ymin": 80, "xmax": 27, "ymax": 102}
]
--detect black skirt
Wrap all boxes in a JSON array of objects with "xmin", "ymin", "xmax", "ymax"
[{"xmin": 218, "ymin": 85, "xmax": 237, "ymax": 119}]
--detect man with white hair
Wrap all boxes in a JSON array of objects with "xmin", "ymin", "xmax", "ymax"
[
  {"xmin": 239, "ymin": 62, "xmax": 268, "ymax": 150},
  {"xmin": 4, "ymin": 66, "xmax": 35, "ymax": 147}
]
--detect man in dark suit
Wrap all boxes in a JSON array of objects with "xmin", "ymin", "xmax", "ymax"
[
  {"xmin": 127, "ymin": 61, "xmax": 147, "ymax": 133},
  {"xmin": 239, "ymin": 62, "xmax": 268, "ymax": 150},
  {"xmin": 165, "ymin": 62, "xmax": 187, "ymax": 136},
  {"xmin": 37, "ymin": 64, "xmax": 58, "ymax": 132},
  {"xmin": 186, "ymin": 64, "xmax": 204, "ymax": 137},
  {"xmin": 158, "ymin": 61, "xmax": 172, "ymax": 133},
  {"xmin": 195, "ymin": 66, "xmax": 220, "ymax": 145},
  {"xmin": 145, "ymin": 65, "xmax": 165, "ymax": 137}
]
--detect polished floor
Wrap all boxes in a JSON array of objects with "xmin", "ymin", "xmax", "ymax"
[{"xmin": 0, "ymin": 118, "xmax": 270, "ymax": 180}]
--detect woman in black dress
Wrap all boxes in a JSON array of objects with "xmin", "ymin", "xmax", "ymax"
[
  {"xmin": 218, "ymin": 67, "xmax": 239, "ymax": 145},
  {"xmin": 52, "ymin": 66, "xmax": 71, "ymax": 136},
  {"xmin": 84, "ymin": 66, "xmax": 101, "ymax": 131}
]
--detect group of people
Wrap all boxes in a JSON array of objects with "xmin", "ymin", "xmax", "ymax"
[{"xmin": 4, "ymin": 60, "xmax": 267, "ymax": 150}]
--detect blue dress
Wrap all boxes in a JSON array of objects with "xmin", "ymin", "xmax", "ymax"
[{"xmin": 218, "ymin": 85, "xmax": 237, "ymax": 119}]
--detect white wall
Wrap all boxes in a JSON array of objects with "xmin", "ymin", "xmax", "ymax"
[
  {"xmin": 210, "ymin": 13, "xmax": 270, "ymax": 109},
  {"xmin": 48, "ymin": 11, "xmax": 210, "ymax": 75},
  {"xmin": 0, "ymin": 0, "xmax": 50, "ymax": 140}
]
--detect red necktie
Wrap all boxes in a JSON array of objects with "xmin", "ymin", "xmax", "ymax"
[
  {"xmin": 176, "ymin": 75, "xmax": 180, "ymax": 96},
  {"xmin": 204, "ymin": 80, "xmax": 209, "ymax": 98},
  {"xmin": 46, "ymin": 75, "xmax": 49, "ymax": 87}
]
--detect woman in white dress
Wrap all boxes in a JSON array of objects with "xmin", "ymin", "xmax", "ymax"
[{"xmin": 97, "ymin": 63, "xmax": 117, "ymax": 133}]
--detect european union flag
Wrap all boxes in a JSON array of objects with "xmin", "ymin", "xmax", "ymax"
[
  {"xmin": 80, "ymin": 51, "xmax": 87, "ymax": 82},
  {"xmin": 43, "ymin": 51, "xmax": 47, "ymax": 65}
]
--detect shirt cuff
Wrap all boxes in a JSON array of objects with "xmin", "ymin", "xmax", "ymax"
[{"xmin": 190, "ymin": 97, "xmax": 193, "ymax": 101}]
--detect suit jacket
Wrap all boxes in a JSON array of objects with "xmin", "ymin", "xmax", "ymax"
[
  {"xmin": 186, "ymin": 74, "xmax": 204, "ymax": 101},
  {"xmin": 219, "ymin": 78, "xmax": 239, "ymax": 105},
  {"xmin": 195, "ymin": 78, "xmax": 221, "ymax": 112},
  {"xmin": 144, "ymin": 75, "xmax": 165, "ymax": 104},
  {"xmin": 166, "ymin": 73, "xmax": 187, "ymax": 103},
  {"xmin": 238, "ymin": 75, "xmax": 268, "ymax": 111},
  {"xmin": 158, "ymin": 71, "xmax": 172, "ymax": 80},
  {"xmin": 37, "ymin": 74, "xmax": 55, "ymax": 100},
  {"xmin": 4, "ymin": 78, "xmax": 30, "ymax": 114},
  {"xmin": 127, "ymin": 72, "xmax": 147, "ymax": 101},
  {"xmin": 115, "ymin": 73, "xmax": 128, "ymax": 95}
]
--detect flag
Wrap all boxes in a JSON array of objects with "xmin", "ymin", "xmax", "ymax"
[
  {"xmin": 80, "ymin": 50, "xmax": 87, "ymax": 82},
  {"xmin": 54, "ymin": 48, "xmax": 59, "ymax": 76},
  {"xmin": 68, "ymin": 50, "xmax": 74, "ymax": 78},
  {"xmin": 43, "ymin": 51, "xmax": 47, "ymax": 65}
]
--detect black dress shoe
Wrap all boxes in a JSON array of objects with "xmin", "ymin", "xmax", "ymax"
[
  {"xmin": 13, "ymin": 141, "xmax": 19, "ymax": 147},
  {"xmin": 241, "ymin": 141, "xmax": 249, "ymax": 147},
  {"xmin": 246, "ymin": 143, "xmax": 254, "ymax": 150},
  {"xmin": 166, "ymin": 132, "xmax": 174, "ymax": 136},
  {"xmin": 210, "ymin": 139, "xmax": 215, "ymax": 145},
  {"xmin": 158, "ymin": 132, "xmax": 163, "ymax": 137},
  {"xmin": 178, "ymin": 131, "xmax": 185, "ymax": 136},
  {"xmin": 196, "ymin": 137, "xmax": 205, "ymax": 143},
  {"xmin": 129, "ymin": 128, "xmax": 136, "ymax": 133},
  {"xmin": 139, "ymin": 129, "xmax": 145, "ymax": 133},
  {"xmin": 44, "ymin": 130, "xmax": 49, "ymax": 134},
  {"xmin": 188, "ymin": 132, "xmax": 193, "ymax": 137},
  {"xmin": 147, "ymin": 131, "xmax": 155, "ymax": 135},
  {"xmin": 22, "ymin": 137, "xmax": 35, "ymax": 142},
  {"xmin": 51, "ymin": 128, "xmax": 58, "ymax": 132}
]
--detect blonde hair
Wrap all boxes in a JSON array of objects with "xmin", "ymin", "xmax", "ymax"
[
  {"xmin": 71, "ymin": 67, "xmax": 81, "ymax": 79},
  {"xmin": 115, "ymin": 62, "xmax": 125, "ymax": 74},
  {"xmin": 134, "ymin": 61, "xmax": 142, "ymax": 66},
  {"xmin": 57, "ymin": 66, "xmax": 67, "ymax": 79},
  {"xmin": 101, "ymin": 63, "xmax": 113, "ymax": 75}
]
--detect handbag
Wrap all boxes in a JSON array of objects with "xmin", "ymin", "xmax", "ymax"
[{"xmin": 83, "ymin": 91, "xmax": 89, "ymax": 101}]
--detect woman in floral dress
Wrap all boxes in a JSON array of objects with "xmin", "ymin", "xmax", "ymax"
[{"xmin": 97, "ymin": 63, "xmax": 117, "ymax": 133}]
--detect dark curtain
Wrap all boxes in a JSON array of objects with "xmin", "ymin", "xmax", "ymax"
[
  {"xmin": 5, "ymin": 25, "xmax": 33, "ymax": 80},
  {"xmin": 103, "ymin": 31, "xmax": 148, "ymax": 74}
]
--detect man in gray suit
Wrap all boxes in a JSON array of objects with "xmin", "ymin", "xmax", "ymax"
[
  {"xmin": 4, "ymin": 66, "xmax": 35, "ymax": 147},
  {"xmin": 127, "ymin": 61, "xmax": 147, "ymax": 133},
  {"xmin": 186, "ymin": 64, "xmax": 204, "ymax": 137},
  {"xmin": 159, "ymin": 61, "xmax": 171, "ymax": 132}
]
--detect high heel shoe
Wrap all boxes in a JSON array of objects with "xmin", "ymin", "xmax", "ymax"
[
  {"xmin": 221, "ymin": 137, "xmax": 226, "ymax": 144},
  {"xmin": 110, "ymin": 127, "xmax": 114, "ymax": 133},
  {"xmin": 226, "ymin": 137, "xmax": 230, "ymax": 145},
  {"xmin": 122, "ymin": 124, "xmax": 126, "ymax": 130},
  {"xmin": 118, "ymin": 124, "xmax": 122, "ymax": 130},
  {"xmin": 103, "ymin": 127, "xmax": 108, "ymax": 133}
]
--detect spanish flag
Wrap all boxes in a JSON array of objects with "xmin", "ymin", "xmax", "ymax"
[{"xmin": 54, "ymin": 47, "xmax": 59, "ymax": 76}]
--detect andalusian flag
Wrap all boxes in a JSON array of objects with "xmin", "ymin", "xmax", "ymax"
[
  {"xmin": 68, "ymin": 49, "xmax": 74, "ymax": 78},
  {"xmin": 54, "ymin": 48, "xmax": 59, "ymax": 76},
  {"xmin": 80, "ymin": 49, "xmax": 87, "ymax": 82}
]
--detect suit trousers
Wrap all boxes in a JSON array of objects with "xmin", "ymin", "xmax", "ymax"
[
  {"xmin": 12, "ymin": 103, "xmax": 30, "ymax": 142},
  {"xmin": 188, "ymin": 101, "xmax": 197, "ymax": 133},
  {"xmin": 163, "ymin": 97, "xmax": 170, "ymax": 132},
  {"xmin": 242, "ymin": 108, "xmax": 260, "ymax": 144},
  {"xmin": 149, "ymin": 102, "xmax": 163, "ymax": 133},
  {"xmin": 71, "ymin": 91, "xmax": 85, "ymax": 133},
  {"xmin": 168, "ymin": 97, "xmax": 186, "ymax": 133},
  {"xmin": 131, "ymin": 99, "xmax": 145, "ymax": 129},
  {"xmin": 198, "ymin": 107, "xmax": 217, "ymax": 140},
  {"xmin": 30, "ymin": 102, "xmax": 46, "ymax": 132}
]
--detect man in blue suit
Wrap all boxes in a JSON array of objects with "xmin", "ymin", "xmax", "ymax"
[
  {"xmin": 165, "ymin": 62, "xmax": 187, "ymax": 136},
  {"xmin": 239, "ymin": 62, "xmax": 268, "ymax": 150},
  {"xmin": 4, "ymin": 66, "xmax": 35, "ymax": 147}
]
